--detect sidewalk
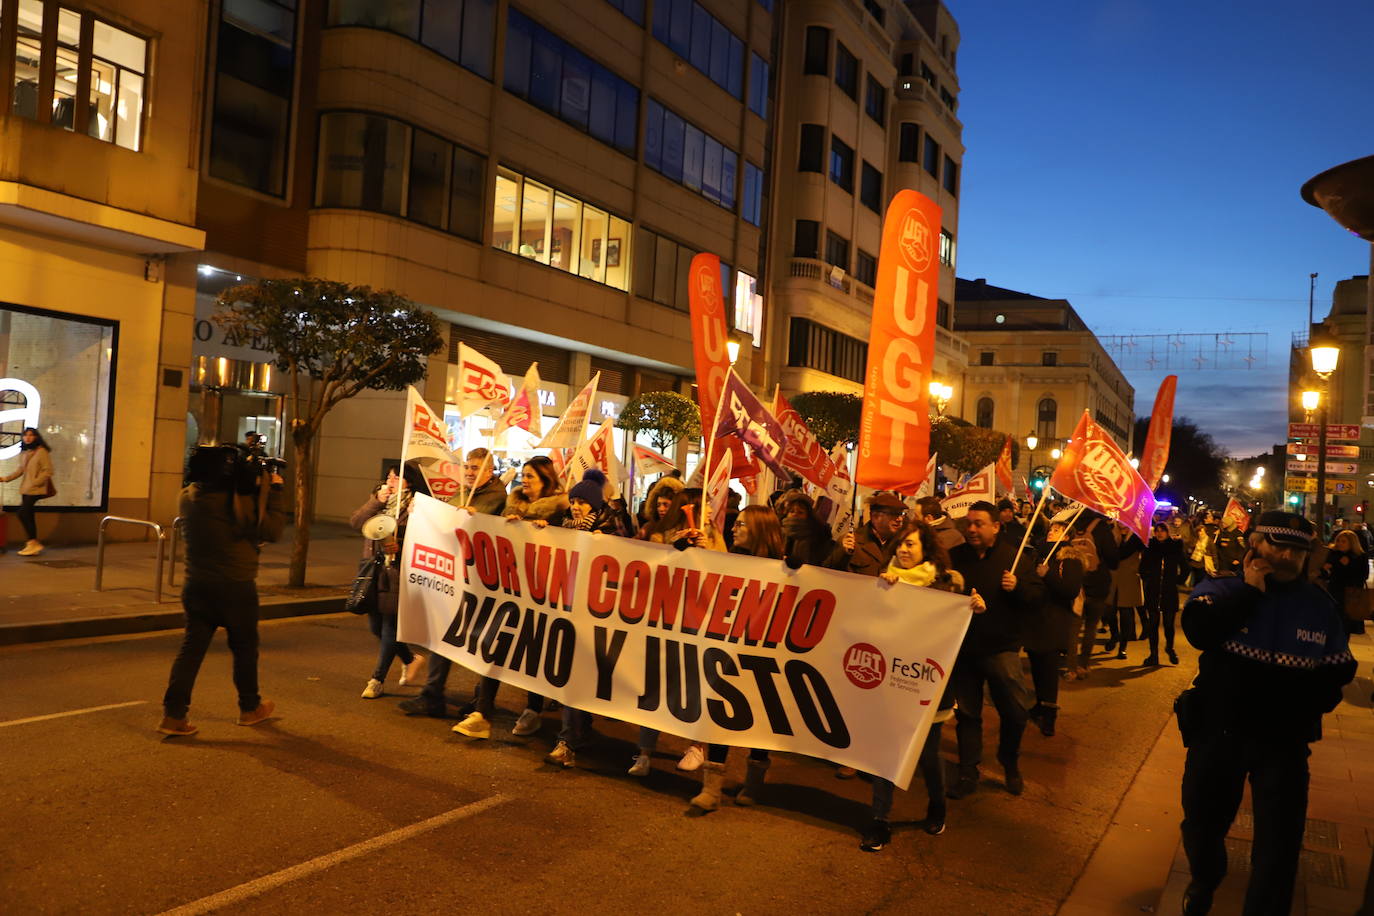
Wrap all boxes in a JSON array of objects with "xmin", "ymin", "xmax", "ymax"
[
  {"xmin": 0, "ymin": 523, "xmax": 361, "ymax": 645},
  {"xmin": 1063, "ymin": 629, "xmax": 1374, "ymax": 915}
]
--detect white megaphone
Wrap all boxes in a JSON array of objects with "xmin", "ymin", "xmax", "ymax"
[
  {"xmin": 360, "ymin": 514, "xmax": 397, "ymax": 541},
  {"xmin": 0, "ymin": 378, "xmax": 41, "ymax": 461}
]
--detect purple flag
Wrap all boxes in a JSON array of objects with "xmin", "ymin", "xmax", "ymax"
[{"xmin": 713, "ymin": 369, "xmax": 789, "ymax": 477}]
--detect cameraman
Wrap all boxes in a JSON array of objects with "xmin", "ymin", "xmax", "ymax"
[{"xmin": 157, "ymin": 446, "xmax": 287, "ymax": 736}]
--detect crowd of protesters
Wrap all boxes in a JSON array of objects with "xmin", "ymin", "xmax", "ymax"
[{"xmin": 318, "ymin": 455, "xmax": 1369, "ymax": 864}]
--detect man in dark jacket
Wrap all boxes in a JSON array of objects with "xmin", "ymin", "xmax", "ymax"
[
  {"xmin": 947, "ymin": 501, "xmax": 1046, "ymax": 797},
  {"xmin": 1210, "ymin": 514, "xmax": 1245, "ymax": 577},
  {"xmin": 158, "ymin": 446, "xmax": 286, "ymax": 736},
  {"xmin": 1074, "ymin": 511, "xmax": 1121, "ymax": 672},
  {"xmin": 1177, "ymin": 511, "xmax": 1356, "ymax": 915},
  {"xmin": 400, "ymin": 448, "xmax": 507, "ymax": 718},
  {"xmin": 827, "ymin": 491, "xmax": 905, "ymax": 576},
  {"xmin": 918, "ymin": 496, "xmax": 965, "ymax": 554}
]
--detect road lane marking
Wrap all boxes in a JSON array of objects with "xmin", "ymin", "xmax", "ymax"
[
  {"xmin": 154, "ymin": 794, "xmax": 509, "ymax": 916},
  {"xmin": 0, "ymin": 700, "xmax": 147, "ymax": 728}
]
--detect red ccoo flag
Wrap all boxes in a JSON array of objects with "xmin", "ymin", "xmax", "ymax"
[
  {"xmin": 855, "ymin": 190, "xmax": 941, "ymax": 492},
  {"xmin": 1050, "ymin": 411, "xmax": 1157, "ymax": 542},
  {"xmin": 1138, "ymin": 375, "xmax": 1176, "ymax": 489}
]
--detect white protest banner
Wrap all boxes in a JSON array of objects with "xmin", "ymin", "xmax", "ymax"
[
  {"xmin": 398, "ymin": 496, "xmax": 971, "ymax": 788},
  {"xmin": 539, "ymin": 372, "xmax": 601, "ymax": 450}
]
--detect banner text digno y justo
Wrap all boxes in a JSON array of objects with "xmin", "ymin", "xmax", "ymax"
[{"xmin": 398, "ymin": 496, "xmax": 971, "ymax": 788}]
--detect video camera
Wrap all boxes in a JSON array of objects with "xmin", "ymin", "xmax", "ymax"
[{"xmin": 185, "ymin": 444, "xmax": 286, "ymax": 494}]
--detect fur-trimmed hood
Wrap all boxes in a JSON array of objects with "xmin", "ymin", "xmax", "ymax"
[{"xmin": 505, "ymin": 489, "xmax": 570, "ymax": 521}]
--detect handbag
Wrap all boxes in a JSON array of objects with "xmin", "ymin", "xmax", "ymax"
[
  {"xmin": 39, "ymin": 479, "xmax": 56, "ymax": 500},
  {"xmin": 344, "ymin": 555, "xmax": 383, "ymax": 615},
  {"xmin": 1342, "ymin": 586, "xmax": 1369, "ymax": 623}
]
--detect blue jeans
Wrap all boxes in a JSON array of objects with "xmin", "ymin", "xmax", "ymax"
[
  {"xmin": 559, "ymin": 707, "xmax": 593, "ymax": 749},
  {"xmin": 951, "ymin": 651, "xmax": 1030, "ymax": 772},
  {"xmin": 367, "ymin": 611, "xmax": 414, "ymax": 682},
  {"xmin": 871, "ymin": 720, "xmax": 946, "ymax": 821}
]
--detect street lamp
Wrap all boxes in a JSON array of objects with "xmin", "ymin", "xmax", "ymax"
[
  {"xmin": 928, "ymin": 381, "xmax": 953, "ymax": 416},
  {"xmin": 1301, "ymin": 389, "xmax": 1320, "ymax": 412},
  {"xmin": 1050, "ymin": 447, "xmax": 1062, "ymax": 460},
  {"xmin": 1308, "ymin": 335, "xmax": 1341, "ymax": 537},
  {"xmin": 726, "ymin": 338, "xmax": 741, "ymax": 366}
]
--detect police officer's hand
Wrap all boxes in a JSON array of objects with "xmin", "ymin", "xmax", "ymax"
[
  {"xmin": 1001, "ymin": 571, "xmax": 1017, "ymax": 591},
  {"xmin": 1243, "ymin": 551, "xmax": 1271, "ymax": 592}
]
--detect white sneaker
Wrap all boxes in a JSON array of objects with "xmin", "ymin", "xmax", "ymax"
[
  {"xmin": 676, "ymin": 745, "xmax": 705, "ymax": 772},
  {"xmin": 361, "ymin": 678, "xmax": 384, "ymax": 699},
  {"xmin": 511, "ymin": 708, "xmax": 541, "ymax": 736},
  {"xmin": 628, "ymin": 752, "xmax": 651, "ymax": 777},
  {"xmin": 398, "ymin": 656, "xmax": 426, "ymax": 687},
  {"xmin": 546, "ymin": 740, "xmax": 575, "ymax": 768}
]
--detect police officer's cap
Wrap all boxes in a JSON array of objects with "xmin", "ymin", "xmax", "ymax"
[{"xmin": 1253, "ymin": 511, "xmax": 1315, "ymax": 548}]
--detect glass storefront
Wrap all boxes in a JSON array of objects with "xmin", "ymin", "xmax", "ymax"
[{"xmin": 0, "ymin": 302, "xmax": 116, "ymax": 510}]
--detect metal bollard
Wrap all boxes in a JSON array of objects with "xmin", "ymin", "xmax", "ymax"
[{"xmin": 94, "ymin": 516, "xmax": 166, "ymax": 603}]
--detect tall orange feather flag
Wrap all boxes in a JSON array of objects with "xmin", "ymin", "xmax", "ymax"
[
  {"xmin": 687, "ymin": 252, "xmax": 749, "ymax": 476},
  {"xmin": 855, "ymin": 190, "xmax": 941, "ymax": 492},
  {"xmin": 1138, "ymin": 375, "xmax": 1177, "ymax": 489}
]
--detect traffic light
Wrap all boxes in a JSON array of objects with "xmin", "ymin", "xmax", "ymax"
[
  {"xmin": 1288, "ymin": 494, "xmax": 1301, "ymax": 506},
  {"xmin": 1031, "ymin": 477, "xmax": 1045, "ymax": 491}
]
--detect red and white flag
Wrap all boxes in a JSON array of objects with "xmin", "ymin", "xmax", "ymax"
[
  {"xmin": 774, "ymin": 390, "xmax": 838, "ymax": 492},
  {"xmin": 1138, "ymin": 375, "xmax": 1177, "ymax": 489},
  {"xmin": 855, "ymin": 190, "xmax": 941, "ymax": 492},
  {"xmin": 1222, "ymin": 497, "xmax": 1251, "ymax": 532},
  {"xmin": 494, "ymin": 363, "xmax": 543, "ymax": 440},
  {"xmin": 995, "ymin": 436, "xmax": 1014, "ymax": 496},
  {"xmin": 403, "ymin": 385, "xmax": 454, "ymax": 463},
  {"xmin": 915, "ymin": 452, "xmax": 940, "ymax": 499},
  {"xmin": 564, "ymin": 422, "xmax": 627, "ymax": 485},
  {"xmin": 539, "ymin": 372, "xmax": 600, "ymax": 450},
  {"xmin": 417, "ymin": 460, "xmax": 464, "ymax": 501},
  {"xmin": 631, "ymin": 443, "xmax": 677, "ymax": 477},
  {"xmin": 941, "ymin": 463, "xmax": 996, "ymax": 519},
  {"xmin": 1050, "ymin": 411, "xmax": 1157, "ymax": 542},
  {"xmin": 704, "ymin": 447, "xmax": 733, "ymax": 532},
  {"xmin": 453, "ymin": 343, "xmax": 511, "ymax": 417}
]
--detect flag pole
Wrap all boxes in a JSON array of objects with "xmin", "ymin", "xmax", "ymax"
[
  {"xmin": 1042, "ymin": 505, "xmax": 1085, "ymax": 564},
  {"xmin": 468, "ymin": 449, "xmax": 493, "ymax": 509},
  {"xmin": 1012, "ymin": 480, "xmax": 1053, "ymax": 570},
  {"xmin": 700, "ymin": 387, "xmax": 727, "ymax": 530}
]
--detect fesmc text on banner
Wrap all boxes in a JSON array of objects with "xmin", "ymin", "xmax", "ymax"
[
  {"xmin": 856, "ymin": 189, "xmax": 941, "ymax": 492},
  {"xmin": 398, "ymin": 495, "xmax": 971, "ymax": 788}
]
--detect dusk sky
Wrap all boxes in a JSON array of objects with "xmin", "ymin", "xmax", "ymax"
[{"xmin": 950, "ymin": 0, "xmax": 1374, "ymax": 457}]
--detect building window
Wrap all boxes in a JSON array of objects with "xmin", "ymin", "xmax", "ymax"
[
  {"xmin": 898, "ymin": 122, "xmax": 920, "ymax": 162},
  {"xmin": 1037, "ymin": 398, "xmax": 1057, "ymax": 439},
  {"xmin": 939, "ymin": 228, "xmax": 955, "ymax": 267},
  {"xmin": 632, "ymin": 226, "xmax": 702, "ymax": 308},
  {"xmin": 317, "ymin": 112, "xmax": 486, "ymax": 241},
  {"xmin": 803, "ymin": 25, "xmax": 829, "ymax": 75},
  {"xmin": 328, "ymin": 0, "xmax": 495, "ymax": 78},
  {"xmin": 603, "ymin": 0, "xmax": 644, "ymax": 25},
  {"xmin": 788, "ymin": 318, "xmax": 867, "ymax": 383},
  {"xmin": 862, "ymin": 0, "xmax": 885, "ymax": 24},
  {"xmin": 921, "ymin": 62, "xmax": 936, "ymax": 88},
  {"xmin": 976, "ymin": 396, "xmax": 994, "ymax": 428},
  {"xmin": 824, "ymin": 230, "xmax": 849, "ymax": 271},
  {"xmin": 798, "ymin": 123, "xmax": 824, "ymax": 172},
  {"xmin": 505, "ymin": 9, "xmax": 638, "ymax": 156},
  {"xmin": 794, "ymin": 219, "xmax": 819, "ymax": 259},
  {"xmin": 863, "ymin": 73, "xmax": 886, "ymax": 125},
  {"xmin": 493, "ymin": 166, "xmax": 632, "ymax": 291},
  {"xmin": 860, "ymin": 161, "xmax": 882, "ymax": 213},
  {"xmin": 11, "ymin": 3, "xmax": 151, "ymax": 152},
  {"xmin": 940, "ymin": 86, "xmax": 957, "ymax": 111},
  {"xmin": 208, "ymin": 0, "xmax": 297, "ymax": 194},
  {"xmin": 1042, "ymin": 351, "xmax": 1057, "ymax": 367},
  {"xmin": 834, "ymin": 42, "xmax": 857, "ymax": 98},
  {"xmin": 651, "ymin": 0, "xmax": 744, "ymax": 98},
  {"xmin": 936, "ymin": 299, "xmax": 950, "ymax": 328},
  {"xmin": 644, "ymin": 99, "xmax": 737, "ymax": 210},
  {"xmin": 923, "ymin": 133, "xmax": 939, "ymax": 177},
  {"xmin": 747, "ymin": 52, "xmax": 769, "ymax": 119},
  {"xmin": 979, "ymin": 351, "xmax": 993, "ymax": 367},
  {"xmin": 854, "ymin": 249, "xmax": 876, "ymax": 287},
  {"xmin": 742, "ymin": 162, "xmax": 764, "ymax": 226},
  {"xmin": 829, "ymin": 136, "xmax": 854, "ymax": 193},
  {"xmin": 898, "ymin": 52, "xmax": 914, "ymax": 76},
  {"xmin": 943, "ymin": 155, "xmax": 959, "ymax": 196}
]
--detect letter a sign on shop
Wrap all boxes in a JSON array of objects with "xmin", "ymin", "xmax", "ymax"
[{"xmin": 856, "ymin": 190, "xmax": 941, "ymax": 492}]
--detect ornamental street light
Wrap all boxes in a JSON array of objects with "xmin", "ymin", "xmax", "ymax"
[
  {"xmin": 1308, "ymin": 334, "xmax": 1342, "ymax": 537},
  {"xmin": 927, "ymin": 381, "xmax": 953, "ymax": 416},
  {"xmin": 1301, "ymin": 389, "xmax": 1320, "ymax": 412}
]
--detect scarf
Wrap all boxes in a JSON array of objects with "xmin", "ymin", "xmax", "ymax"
[{"xmin": 886, "ymin": 560, "xmax": 939, "ymax": 587}]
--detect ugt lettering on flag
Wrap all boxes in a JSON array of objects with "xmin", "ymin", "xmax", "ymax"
[
  {"xmin": 855, "ymin": 190, "xmax": 941, "ymax": 492},
  {"xmin": 713, "ymin": 369, "xmax": 788, "ymax": 478},
  {"xmin": 1050, "ymin": 411, "xmax": 1156, "ymax": 542}
]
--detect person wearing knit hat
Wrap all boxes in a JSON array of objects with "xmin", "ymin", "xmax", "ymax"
[
  {"xmin": 567, "ymin": 468, "xmax": 608, "ymax": 513},
  {"xmin": 1177, "ymin": 510, "xmax": 1356, "ymax": 915}
]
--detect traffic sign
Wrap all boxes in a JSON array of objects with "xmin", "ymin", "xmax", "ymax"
[
  {"xmin": 1288, "ymin": 422, "xmax": 1361, "ymax": 441},
  {"xmin": 1285, "ymin": 442, "xmax": 1360, "ymax": 458},
  {"xmin": 1285, "ymin": 460, "xmax": 1359, "ymax": 475},
  {"xmin": 1286, "ymin": 477, "xmax": 1361, "ymax": 495}
]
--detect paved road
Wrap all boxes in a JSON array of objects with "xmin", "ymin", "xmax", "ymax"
[{"xmin": 1, "ymin": 614, "xmax": 1196, "ymax": 915}]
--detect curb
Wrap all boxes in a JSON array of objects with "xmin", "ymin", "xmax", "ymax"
[{"xmin": 0, "ymin": 594, "xmax": 347, "ymax": 646}]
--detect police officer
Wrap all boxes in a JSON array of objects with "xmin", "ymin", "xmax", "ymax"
[{"xmin": 1177, "ymin": 511, "xmax": 1356, "ymax": 914}]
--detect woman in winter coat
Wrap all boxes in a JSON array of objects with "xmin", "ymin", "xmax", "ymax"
[
  {"xmin": 1027, "ymin": 520, "xmax": 1088, "ymax": 736},
  {"xmin": 636, "ymin": 475, "xmax": 685, "ymax": 538},
  {"xmin": 1139, "ymin": 522, "xmax": 1185, "ymax": 665},
  {"xmin": 860, "ymin": 518, "xmax": 983, "ymax": 853},
  {"xmin": 778, "ymin": 492, "xmax": 835, "ymax": 567},
  {"xmin": 1, "ymin": 427, "xmax": 55, "ymax": 556},
  {"xmin": 348, "ymin": 464, "xmax": 428, "ymax": 699},
  {"xmin": 1321, "ymin": 530, "xmax": 1370, "ymax": 634},
  {"xmin": 1107, "ymin": 524, "xmax": 1144, "ymax": 658}
]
